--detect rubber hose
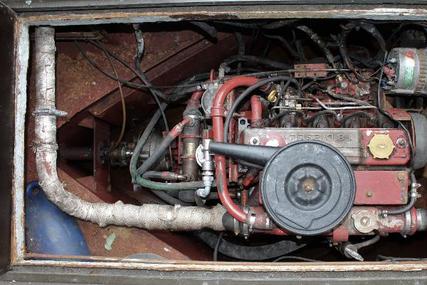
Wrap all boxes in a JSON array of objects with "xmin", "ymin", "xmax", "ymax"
[
  {"xmin": 130, "ymin": 104, "xmax": 166, "ymax": 182},
  {"xmin": 151, "ymin": 190, "xmax": 191, "ymax": 206},
  {"xmin": 134, "ymin": 176, "xmax": 205, "ymax": 191},
  {"xmin": 136, "ymin": 134, "xmax": 175, "ymax": 176},
  {"xmin": 224, "ymin": 76, "xmax": 300, "ymax": 142},
  {"xmin": 222, "ymin": 55, "xmax": 292, "ymax": 70},
  {"xmin": 196, "ymin": 230, "xmax": 305, "ymax": 261}
]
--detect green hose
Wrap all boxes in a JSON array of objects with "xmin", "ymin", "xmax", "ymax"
[{"xmin": 135, "ymin": 175, "xmax": 205, "ymax": 191}]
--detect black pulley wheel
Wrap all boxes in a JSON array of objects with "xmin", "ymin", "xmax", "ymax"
[{"xmin": 261, "ymin": 141, "xmax": 355, "ymax": 236}]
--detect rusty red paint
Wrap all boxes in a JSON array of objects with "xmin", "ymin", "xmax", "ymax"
[
  {"xmin": 56, "ymin": 31, "xmax": 207, "ymax": 126},
  {"xmin": 87, "ymin": 33, "xmax": 236, "ymax": 125},
  {"xmin": 242, "ymin": 128, "xmax": 410, "ymax": 166},
  {"xmin": 360, "ymin": 129, "xmax": 410, "ymax": 166},
  {"xmin": 242, "ymin": 169, "xmax": 259, "ymax": 188},
  {"xmin": 332, "ymin": 227, "xmax": 349, "ymax": 242},
  {"xmin": 386, "ymin": 108, "xmax": 412, "ymax": 121},
  {"xmin": 294, "ymin": 63, "xmax": 329, "ymax": 78},
  {"xmin": 408, "ymin": 207, "xmax": 418, "ymax": 236},
  {"xmin": 211, "ymin": 76, "xmax": 259, "ymax": 222},
  {"xmin": 93, "ymin": 118, "xmax": 111, "ymax": 194},
  {"xmin": 170, "ymin": 117, "xmax": 192, "ymax": 138},
  {"xmin": 250, "ymin": 95, "xmax": 263, "ymax": 126},
  {"xmin": 405, "ymin": 50, "xmax": 416, "ymax": 59},
  {"xmin": 354, "ymin": 171, "xmax": 408, "ymax": 205}
]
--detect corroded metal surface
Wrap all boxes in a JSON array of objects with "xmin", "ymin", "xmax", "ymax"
[
  {"xmin": 0, "ymin": 3, "xmax": 16, "ymax": 271},
  {"xmin": 16, "ymin": 5, "xmax": 427, "ymax": 26},
  {"xmin": 13, "ymin": 258, "xmax": 427, "ymax": 272},
  {"xmin": 56, "ymin": 30, "xmax": 205, "ymax": 126},
  {"xmin": 3, "ymin": 265, "xmax": 427, "ymax": 284},
  {"xmin": 11, "ymin": 20, "xmax": 30, "ymax": 265}
]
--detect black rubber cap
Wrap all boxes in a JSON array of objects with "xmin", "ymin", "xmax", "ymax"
[{"xmin": 261, "ymin": 141, "xmax": 355, "ymax": 236}]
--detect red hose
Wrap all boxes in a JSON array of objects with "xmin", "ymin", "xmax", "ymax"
[
  {"xmin": 169, "ymin": 117, "xmax": 192, "ymax": 138},
  {"xmin": 250, "ymin": 95, "xmax": 263, "ymax": 125},
  {"xmin": 211, "ymin": 76, "xmax": 258, "ymax": 222},
  {"xmin": 190, "ymin": 90, "xmax": 203, "ymax": 102}
]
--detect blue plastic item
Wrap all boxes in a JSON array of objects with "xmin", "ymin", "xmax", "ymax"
[{"xmin": 25, "ymin": 181, "xmax": 90, "ymax": 256}]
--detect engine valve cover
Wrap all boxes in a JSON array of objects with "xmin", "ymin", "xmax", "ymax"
[{"xmin": 241, "ymin": 128, "xmax": 410, "ymax": 166}]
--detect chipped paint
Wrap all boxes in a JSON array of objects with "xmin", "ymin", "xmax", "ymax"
[
  {"xmin": 11, "ymin": 20, "xmax": 30, "ymax": 264},
  {"xmin": 15, "ymin": 258, "xmax": 427, "ymax": 272}
]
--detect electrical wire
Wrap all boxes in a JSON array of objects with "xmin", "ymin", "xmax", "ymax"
[
  {"xmin": 74, "ymin": 41, "xmax": 149, "ymax": 89},
  {"xmin": 103, "ymin": 46, "xmax": 127, "ymax": 150},
  {"xmin": 341, "ymin": 111, "xmax": 374, "ymax": 127},
  {"xmin": 263, "ymin": 34, "xmax": 300, "ymax": 59},
  {"xmin": 338, "ymin": 21, "xmax": 386, "ymax": 82},
  {"xmin": 90, "ymin": 39, "xmax": 170, "ymax": 134},
  {"xmin": 376, "ymin": 52, "xmax": 415, "ymax": 167},
  {"xmin": 197, "ymin": 231, "xmax": 306, "ymax": 261},
  {"xmin": 324, "ymin": 86, "xmax": 375, "ymax": 107},
  {"xmin": 308, "ymin": 95, "xmax": 376, "ymax": 111},
  {"xmin": 296, "ymin": 25, "xmax": 337, "ymax": 69},
  {"xmin": 213, "ymin": 232, "xmax": 224, "ymax": 261},
  {"xmin": 375, "ymin": 52, "xmax": 418, "ymax": 217},
  {"xmin": 377, "ymin": 255, "xmax": 427, "ymax": 262},
  {"xmin": 223, "ymin": 76, "xmax": 301, "ymax": 142},
  {"xmin": 273, "ymin": 256, "xmax": 320, "ymax": 262},
  {"xmin": 222, "ymin": 55, "xmax": 292, "ymax": 70},
  {"xmin": 132, "ymin": 27, "xmax": 173, "ymax": 165},
  {"xmin": 74, "ymin": 41, "xmax": 205, "ymax": 91}
]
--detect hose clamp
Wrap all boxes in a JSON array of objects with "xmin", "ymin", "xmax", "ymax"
[
  {"xmin": 33, "ymin": 108, "xmax": 68, "ymax": 117},
  {"xmin": 401, "ymin": 210, "xmax": 413, "ymax": 237}
]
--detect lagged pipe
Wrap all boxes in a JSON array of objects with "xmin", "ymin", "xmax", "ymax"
[{"xmin": 34, "ymin": 26, "xmax": 226, "ymax": 231}]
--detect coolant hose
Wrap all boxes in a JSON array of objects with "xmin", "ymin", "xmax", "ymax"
[
  {"xmin": 129, "ymin": 103, "xmax": 167, "ymax": 182},
  {"xmin": 211, "ymin": 76, "xmax": 258, "ymax": 222},
  {"xmin": 136, "ymin": 117, "xmax": 191, "ymax": 176},
  {"xmin": 134, "ymin": 176, "xmax": 205, "ymax": 191},
  {"xmin": 196, "ymin": 231, "xmax": 305, "ymax": 261},
  {"xmin": 132, "ymin": 116, "xmax": 207, "ymax": 191},
  {"xmin": 223, "ymin": 75, "xmax": 300, "ymax": 142},
  {"xmin": 34, "ymin": 26, "xmax": 226, "ymax": 231}
]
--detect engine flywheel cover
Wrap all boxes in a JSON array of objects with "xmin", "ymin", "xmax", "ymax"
[{"xmin": 261, "ymin": 141, "xmax": 355, "ymax": 236}]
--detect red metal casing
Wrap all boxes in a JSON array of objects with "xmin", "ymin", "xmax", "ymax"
[
  {"xmin": 241, "ymin": 128, "xmax": 410, "ymax": 166},
  {"xmin": 354, "ymin": 170, "xmax": 408, "ymax": 205}
]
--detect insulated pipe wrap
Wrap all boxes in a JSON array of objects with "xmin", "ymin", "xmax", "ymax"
[{"xmin": 34, "ymin": 27, "xmax": 226, "ymax": 232}]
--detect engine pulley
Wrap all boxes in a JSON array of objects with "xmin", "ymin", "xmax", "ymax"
[{"xmin": 261, "ymin": 141, "xmax": 356, "ymax": 236}]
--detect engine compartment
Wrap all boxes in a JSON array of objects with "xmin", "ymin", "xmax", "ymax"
[{"xmin": 25, "ymin": 19, "xmax": 427, "ymax": 262}]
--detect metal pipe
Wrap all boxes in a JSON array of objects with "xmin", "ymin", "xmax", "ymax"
[
  {"xmin": 182, "ymin": 91, "xmax": 203, "ymax": 181},
  {"xmin": 34, "ymin": 26, "xmax": 226, "ymax": 231},
  {"xmin": 250, "ymin": 95, "xmax": 263, "ymax": 127},
  {"xmin": 142, "ymin": 171, "xmax": 186, "ymax": 181},
  {"xmin": 59, "ymin": 147, "xmax": 92, "ymax": 161},
  {"xmin": 136, "ymin": 117, "xmax": 192, "ymax": 176},
  {"xmin": 380, "ymin": 173, "xmax": 420, "ymax": 217},
  {"xmin": 211, "ymin": 76, "xmax": 258, "ymax": 222}
]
